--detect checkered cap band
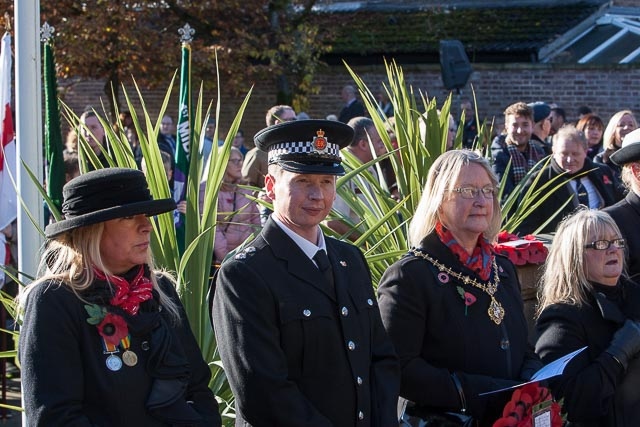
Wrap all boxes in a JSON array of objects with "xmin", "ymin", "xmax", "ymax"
[{"xmin": 268, "ymin": 140, "xmax": 341, "ymax": 163}]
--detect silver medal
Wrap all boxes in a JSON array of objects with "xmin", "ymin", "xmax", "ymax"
[{"xmin": 106, "ymin": 354, "xmax": 123, "ymax": 371}]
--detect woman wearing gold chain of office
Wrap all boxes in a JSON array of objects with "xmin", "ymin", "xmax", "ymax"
[{"xmin": 378, "ymin": 149, "xmax": 542, "ymax": 426}]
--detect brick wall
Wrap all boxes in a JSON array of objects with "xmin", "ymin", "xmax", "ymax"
[{"xmin": 58, "ymin": 62, "xmax": 640, "ymax": 146}]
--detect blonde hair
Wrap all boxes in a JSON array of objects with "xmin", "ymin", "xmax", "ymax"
[
  {"xmin": 408, "ymin": 149, "xmax": 501, "ymax": 248},
  {"xmin": 603, "ymin": 110, "xmax": 637, "ymax": 151},
  {"xmin": 537, "ymin": 209, "xmax": 625, "ymax": 317},
  {"xmin": 24, "ymin": 222, "xmax": 180, "ymax": 321}
]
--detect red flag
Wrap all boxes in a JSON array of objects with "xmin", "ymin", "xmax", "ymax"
[{"xmin": 0, "ymin": 32, "xmax": 16, "ymax": 287}]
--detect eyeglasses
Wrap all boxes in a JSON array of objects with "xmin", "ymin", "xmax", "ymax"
[
  {"xmin": 584, "ymin": 238, "xmax": 626, "ymax": 250},
  {"xmin": 452, "ymin": 186, "xmax": 496, "ymax": 199}
]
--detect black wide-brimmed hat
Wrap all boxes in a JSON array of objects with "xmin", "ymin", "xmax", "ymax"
[
  {"xmin": 45, "ymin": 168, "xmax": 177, "ymax": 238},
  {"xmin": 611, "ymin": 128, "xmax": 640, "ymax": 166},
  {"xmin": 254, "ymin": 119, "xmax": 354, "ymax": 175}
]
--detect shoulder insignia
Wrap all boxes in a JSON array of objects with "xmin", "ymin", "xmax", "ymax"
[{"xmin": 234, "ymin": 246, "xmax": 257, "ymax": 260}]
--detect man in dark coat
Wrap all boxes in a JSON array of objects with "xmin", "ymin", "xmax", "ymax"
[
  {"xmin": 210, "ymin": 119, "xmax": 400, "ymax": 426},
  {"xmin": 517, "ymin": 125, "xmax": 618, "ymax": 235},
  {"xmin": 604, "ymin": 127, "xmax": 640, "ymax": 280},
  {"xmin": 491, "ymin": 102, "xmax": 547, "ymax": 200},
  {"xmin": 338, "ymin": 85, "xmax": 366, "ymax": 123}
]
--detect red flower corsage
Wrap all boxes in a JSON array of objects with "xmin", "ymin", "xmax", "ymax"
[
  {"xmin": 85, "ymin": 304, "xmax": 129, "ymax": 346},
  {"xmin": 456, "ymin": 286, "xmax": 476, "ymax": 316}
]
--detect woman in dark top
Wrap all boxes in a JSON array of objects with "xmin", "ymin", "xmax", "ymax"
[
  {"xmin": 378, "ymin": 150, "xmax": 541, "ymax": 426},
  {"xmin": 576, "ymin": 113, "xmax": 605, "ymax": 160},
  {"xmin": 594, "ymin": 110, "xmax": 637, "ymax": 188},
  {"xmin": 19, "ymin": 168, "xmax": 220, "ymax": 426},
  {"xmin": 535, "ymin": 209, "xmax": 640, "ymax": 426}
]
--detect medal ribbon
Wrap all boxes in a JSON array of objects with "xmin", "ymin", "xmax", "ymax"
[{"xmin": 100, "ymin": 334, "xmax": 131, "ymax": 354}]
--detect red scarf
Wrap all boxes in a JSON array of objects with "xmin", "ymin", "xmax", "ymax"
[
  {"xmin": 94, "ymin": 265, "xmax": 153, "ymax": 316},
  {"xmin": 435, "ymin": 222, "xmax": 494, "ymax": 281}
]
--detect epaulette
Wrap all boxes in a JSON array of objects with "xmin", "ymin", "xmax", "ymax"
[{"xmin": 233, "ymin": 246, "xmax": 257, "ymax": 261}]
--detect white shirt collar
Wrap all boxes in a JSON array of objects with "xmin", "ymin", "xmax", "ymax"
[{"xmin": 272, "ymin": 215, "xmax": 327, "ymax": 261}]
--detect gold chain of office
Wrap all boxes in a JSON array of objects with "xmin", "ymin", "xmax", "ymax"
[{"xmin": 409, "ymin": 248, "xmax": 505, "ymax": 325}]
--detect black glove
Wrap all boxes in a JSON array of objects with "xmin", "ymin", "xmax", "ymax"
[
  {"xmin": 455, "ymin": 371, "xmax": 519, "ymax": 420},
  {"xmin": 606, "ymin": 319, "xmax": 640, "ymax": 370}
]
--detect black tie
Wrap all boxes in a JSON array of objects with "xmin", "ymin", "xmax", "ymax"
[
  {"xmin": 313, "ymin": 250, "xmax": 334, "ymax": 291},
  {"xmin": 576, "ymin": 178, "xmax": 590, "ymax": 207}
]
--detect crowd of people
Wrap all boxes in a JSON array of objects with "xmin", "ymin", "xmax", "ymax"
[{"xmin": 15, "ymin": 84, "xmax": 640, "ymax": 427}]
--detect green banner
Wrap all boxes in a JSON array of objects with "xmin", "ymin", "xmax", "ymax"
[
  {"xmin": 43, "ymin": 41, "xmax": 64, "ymax": 215},
  {"xmin": 173, "ymin": 43, "xmax": 192, "ymax": 254}
]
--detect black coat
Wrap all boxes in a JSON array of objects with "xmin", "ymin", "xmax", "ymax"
[
  {"xmin": 19, "ymin": 273, "xmax": 220, "ymax": 426},
  {"xmin": 516, "ymin": 157, "xmax": 618, "ymax": 235},
  {"xmin": 339, "ymin": 99, "xmax": 366, "ymax": 123},
  {"xmin": 535, "ymin": 279, "xmax": 640, "ymax": 426},
  {"xmin": 377, "ymin": 233, "xmax": 542, "ymax": 426},
  {"xmin": 490, "ymin": 135, "xmax": 548, "ymax": 200},
  {"xmin": 604, "ymin": 191, "xmax": 640, "ymax": 280},
  {"xmin": 210, "ymin": 218, "xmax": 400, "ymax": 427}
]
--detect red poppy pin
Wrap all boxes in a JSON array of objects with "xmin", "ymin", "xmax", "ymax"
[
  {"xmin": 85, "ymin": 304, "xmax": 129, "ymax": 346},
  {"xmin": 456, "ymin": 286, "xmax": 476, "ymax": 316}
]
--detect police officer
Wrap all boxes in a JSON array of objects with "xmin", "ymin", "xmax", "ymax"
[{"xmin": 210, "ymin": 119, "xmax": 399, "ymax": 426}]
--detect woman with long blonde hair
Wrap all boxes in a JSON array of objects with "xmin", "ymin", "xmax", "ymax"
[{"xmin": 19, "ymin": 168, "xmax": 220, "ymax": 426}]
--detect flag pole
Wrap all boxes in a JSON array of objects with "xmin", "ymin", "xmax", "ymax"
[
  {"xmin": 15, "ymin": 0, "xmax": 44, "ymax": 283},
  {"xmin": 42, "ymin": 22, "xmax": 64, "ymax": 217},
  {"xmin": 173, "ymin": 23, "xmax": 194, "ymax": 255}
]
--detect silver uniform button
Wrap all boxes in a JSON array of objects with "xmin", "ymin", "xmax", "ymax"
[
  {"xmin": 303, "ymin": 309, "xmax": 311, "ymax": 317},
  {"xmin": 367, "ymin": 298, "xmax": 373, "ymax": 306},
  {"xmin": 348, "ymin": 341, "xmax": 356, "ymax": 351},
  {"xmin": 141, "ymin": 341, "xmax": 150, "ymax": 351},
  {"xmin": 341, "ymin": 306, "xmax": 349, "ymax": 316},
  {"xmin": 357, "ymin": 376, "xmax": 363, "ymax": 385},
  {"xmin": 358, "ymin": 411, "xmax": 364, "ymax": 420}
]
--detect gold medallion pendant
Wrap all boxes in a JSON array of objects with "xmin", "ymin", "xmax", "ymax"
[{"xmin": 410, "ymin": 249, "xmax": 505, "ymax": 325}]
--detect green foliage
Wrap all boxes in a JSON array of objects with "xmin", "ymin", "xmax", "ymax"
[
  {"xmin": 0, "ymin": 286, "xmax": 20, "ymax": 411},
  {"xmin": 323, "ymin": 60, "xmax": 458, "ymax": 286}
]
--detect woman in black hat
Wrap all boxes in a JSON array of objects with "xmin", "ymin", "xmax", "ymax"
[{"xmin": 19, "ymin": 168, "xmax": 220, "ymax": 426}]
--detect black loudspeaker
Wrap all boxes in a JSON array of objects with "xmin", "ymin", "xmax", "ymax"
[{"xmin": 439, "ymin": 40, "xmax": 472, "ymax": 91}]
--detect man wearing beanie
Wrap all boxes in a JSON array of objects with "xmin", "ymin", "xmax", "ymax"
[{"xmin": 528, "ymin": 101, "xmax": 552, "ymax": 155}]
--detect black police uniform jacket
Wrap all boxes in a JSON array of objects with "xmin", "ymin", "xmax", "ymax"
[
  {"xmin": 210, "ymin": 217, "xmax": 400, "ymax": 427},
  {"xmin": 604, "ymin": 191, "xmax": 640, "ymax": 280},
  {"xmin": 535, "ymin": 279, "xmax": 640, "ymax": 426},
  {"xmin": 377, "ymin": 233, "xmax": 542, "ymax": 426},
  {"xmin": 19, "ymin": 271, "xmax": 220, "ymax": 427},
  {"xmin": 516, "ymin": 157, "xmax": 618, "ymax": 235}
]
